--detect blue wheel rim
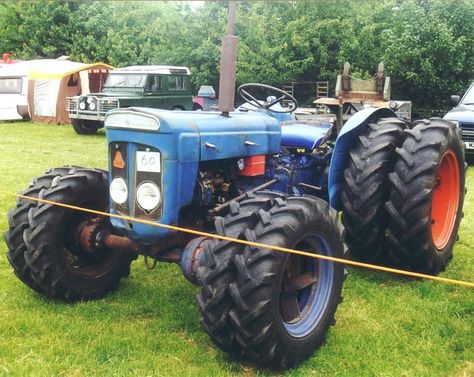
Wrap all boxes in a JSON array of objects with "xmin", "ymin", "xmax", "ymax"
[{"xmin": 281, "ymin": 232, "xmax": 334, "ymax": 338}]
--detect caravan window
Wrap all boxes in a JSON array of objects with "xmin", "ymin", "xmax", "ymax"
[{"xmin": 0, "ymin": 78, "xmax": 22, "ymax": 94}]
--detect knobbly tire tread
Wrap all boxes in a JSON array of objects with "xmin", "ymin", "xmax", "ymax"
[
  {"xmin": 22, "ymin": 167, "xmax": 135, "ymax": 301},
  {"xmin": 228, "ymin": 196, "xmax": 345, "ymax": 369},
  {"xmin": 385, "ymin": 119, "xmax": 465, "ymax": 274},
  {"xmin": 198, "ymin": 193, "xmax": 345, "ymax": 369},
  {"xmin": 196, "ymin": 191, "xmax": 288, "ymax": 355},
  {"xmin": 4, "ymin": 167, "xmax": 75, "ymax": 292},
  {"xmin": 341, "ymin": 117, "xmax": 407, "ymax": 261}
]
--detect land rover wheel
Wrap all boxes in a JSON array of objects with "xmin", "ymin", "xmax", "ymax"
[
  {"xmin": 23, "ymin": 168, "xmax": 136, "ymax": 301},
  {"xmin": 72, "ymin": 119, "xmax": 100, "ymax": 135}
]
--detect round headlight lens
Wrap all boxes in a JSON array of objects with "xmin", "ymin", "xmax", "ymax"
[
  {"xmin": 89, "ymin": 101, "xmax": 96, "ymax": 111},
  {"xmin": 110, "ymin": 177, "xmax": 128, "ymax": 205},
  {"xmin": 79, "ymin": 101, "xmax": 86, "ymax": 110},
  {"xmin": 87, "ymin": 97, "xmax": 93, "ymax": 104},
  {"xmin": 136, "ymin": 182, "xmax": 161, "ymax": 211}
]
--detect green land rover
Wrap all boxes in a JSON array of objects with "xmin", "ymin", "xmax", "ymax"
[{"xmin": 66, "ymin": 65, "xmax": 193, "ymax": 134}]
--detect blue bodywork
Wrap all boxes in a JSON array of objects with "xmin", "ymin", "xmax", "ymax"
[
  {"xmin": 106, "ymin": 105, "xmax": 395, "ymax": 244},
  {"xmin": 328, "ymin": 107, "xmax": 396, "ymax": 210},
  {"xmin": 106, "ymin": 108, "xmax": 281, "ymax": 242}
]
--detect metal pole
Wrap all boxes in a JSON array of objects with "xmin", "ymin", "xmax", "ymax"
[{"xmin": 218, "ymin": 1, "xmax": 238, "ymax": 116}]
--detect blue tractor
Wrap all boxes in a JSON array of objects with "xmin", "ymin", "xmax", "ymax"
[
  {"xmin": 4, "ymin": 3, "xmax": 466, "ymax": 369},
  {"xmin": 5, "ymin": 83, "xmax": 466, "ymax": 368}
]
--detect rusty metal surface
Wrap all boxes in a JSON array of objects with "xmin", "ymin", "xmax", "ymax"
[
  {"xmin": 102, "ymin": 233, "xmax": 139, "ymax": 252},
  {"xmin": 218, "ymin": 1, "xmax": 238, "ymax": 114}
]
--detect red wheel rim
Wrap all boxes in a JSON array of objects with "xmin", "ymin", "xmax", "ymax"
[{"xmin": 431, "ymin": 150, "xmax": 460, "ymax": 250}]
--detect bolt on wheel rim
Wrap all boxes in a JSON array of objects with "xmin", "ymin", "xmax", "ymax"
[{"xmin": 280, "ymin": 233, "xmax": 333, "ymax": 338}]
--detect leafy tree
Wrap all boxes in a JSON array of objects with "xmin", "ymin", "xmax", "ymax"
[{"xmin": 0, "ymin": 0, "xmax": 472, "ymax": 107}]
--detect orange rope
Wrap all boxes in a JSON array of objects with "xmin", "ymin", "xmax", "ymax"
[{"xmin": 1, "ymin": 190, "xmax": 473, "ymax": 288}]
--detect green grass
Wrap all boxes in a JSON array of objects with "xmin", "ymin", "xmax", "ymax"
[{"xmin": 0, "ymin": 121, "xmax": 472, "ymax": 377}]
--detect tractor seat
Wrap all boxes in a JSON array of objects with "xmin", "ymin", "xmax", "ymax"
[{"xmin": 280, "ymin": 120, "xmax": 333, "ymax": 149}]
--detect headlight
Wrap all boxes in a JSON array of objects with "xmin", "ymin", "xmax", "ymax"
[
  {"xmin": 87, "ymin": 97, "xmax": 93, "ymax": 104},
  {"xmin": 110, "ymin": 177, "xmax": 128, "ymax": 205},
  {"xmin": 89, "ymin": 101, "xmax": 96, "ymax": 111},
  {"xmin": 79, "ymin": 101, "xmax": 86, "ymax": 110},
  {"xmin": 136, "ymin": 182, "xmax": 161, "ymax": 211}
]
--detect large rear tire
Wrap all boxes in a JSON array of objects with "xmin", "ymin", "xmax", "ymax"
[
  {"xmin": 385, "ymin": 119, "xmax": 465, "ymax": 274},
  {"xmin": 341, "ymin": 118, "xmax": 407, "ymax": 261},
  {"xmin": 198, "ymin": 194, "xmax": 345, "ymax": 369},
  {"xmin": 23, "ymin": 168, "xmax": 135, "ymax": 301}
]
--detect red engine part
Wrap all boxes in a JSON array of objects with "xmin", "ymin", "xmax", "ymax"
[{"xmin": 238, "ymin": 155, "xmax": 266, "ymax": 176}]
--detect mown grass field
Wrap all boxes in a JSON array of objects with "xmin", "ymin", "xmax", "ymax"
[{"xmin": 0, "ymin": 121, "xmax": 472, "ymax": 377}]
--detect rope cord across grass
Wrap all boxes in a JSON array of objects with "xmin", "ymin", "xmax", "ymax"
[{"xmin": 1, "ymin": 189, "xmax": 473, "ymax": 288}]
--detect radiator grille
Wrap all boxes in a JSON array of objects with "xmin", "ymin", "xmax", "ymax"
[
  {"xmin": 99, "ymin": 99, "xmax": 119, "ymax": 113},
  {"xmin": 66, "ymin": 97, "xmax": 77, "ymax": 111}
]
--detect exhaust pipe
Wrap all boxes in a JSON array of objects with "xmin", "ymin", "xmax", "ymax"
[{"xmin": 218, "ymin": 1, "xmax": 238, "ymax": 116}]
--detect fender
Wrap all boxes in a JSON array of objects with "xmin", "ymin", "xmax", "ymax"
[{"xmin": 328, "ymin": 107, "xmax": 397, "ymax": 210}]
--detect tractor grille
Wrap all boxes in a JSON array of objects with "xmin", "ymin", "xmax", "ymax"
[
  {"xmin": 99, "ymin": 99, "xmax": 119, "ymax": 113},
  {"xmin": 109, "ymin": 142, "xmax": 162, "ymax": 220}
]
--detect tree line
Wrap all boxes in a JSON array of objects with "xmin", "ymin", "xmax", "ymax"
[{"xmin": 0, "ymin": 0, "xmax": 472, "ymax": 108}]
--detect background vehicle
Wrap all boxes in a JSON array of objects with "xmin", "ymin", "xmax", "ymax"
[
  {"xmin": 67, "ymin": 65, "xmax": 193, "ymax": 134},
  {"xmin": 444, "ymin": 81, "xmax": 474, "ymax": 157}
]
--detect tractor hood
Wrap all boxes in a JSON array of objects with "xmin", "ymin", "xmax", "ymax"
[{"xmin": 105, "ymin": 107, "xmax": 282, "ymax": 161}]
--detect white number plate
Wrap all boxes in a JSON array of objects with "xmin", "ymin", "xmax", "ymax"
[
  {"xmin": 465, "ymin": 141, "xmax": 474, "ymax": 150},
  {"xmin": 137, "ymin": 151, "xmax": 161, "ymax": 173}
]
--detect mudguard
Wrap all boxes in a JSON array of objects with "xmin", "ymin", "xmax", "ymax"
[
  {"xmin": 280, "ymin": 120, "xmax": 333, "ymax": 149},
  {"xmin": 328, "ymin": 107, "xmax": 397, "ymax": 210}
]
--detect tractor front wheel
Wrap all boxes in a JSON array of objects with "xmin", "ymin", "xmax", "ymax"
[
  {"xmin": 23, "ymin": 168, "xmax": 135, "ymax": 301},
  {"xmin": 198, "ymin": 194, "xmax": 345, "ymax": 369},
  {"xmin": 197, "ymin": 191, "xmax": 288, "ymax": 355},
  {"xmin": 5, "ymin": 167, "xmax": 73, "ymax": 293},
  {"xmin": 385, "ymin": 119, "xmax": 465, "ymax": 274}
]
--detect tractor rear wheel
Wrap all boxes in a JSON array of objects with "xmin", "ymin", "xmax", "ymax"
[
  {"xmin": 341, "ymin": 118, "xmax": 407, "ymax": 261},
  {"xmin": 23, "ymin": 168, "xmax": 135, "ymax": 301},
  {"xmin": 4, "ymin": 167, "xmax": 73, "ymax": 293},
  {"xmin": 228, "ymin": 196, "xmax": 344, "ymax": 369},
  {"xmin": 72, "ymin": 119, "xmax": 100, "ymax": 135},
  {"xmin": 197, "ymin": 191, "xmax": 288, "ymax": 355},
  {"xmin": 385, "ymin": 119, "xmax": 465, "ymax": 274}
]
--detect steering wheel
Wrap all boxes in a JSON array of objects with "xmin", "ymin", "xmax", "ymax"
[{"xmin": 237, "ymin": 83, "xmax": 298, "ymax": 113}]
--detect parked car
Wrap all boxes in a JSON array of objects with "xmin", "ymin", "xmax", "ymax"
[
  {"xmin": 67, "ymin": 65, "xmax": 193, "ymax": 134},
  {"xmin": 444, "ymin": 81, "xmax": 474, "ymax": 156}
]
